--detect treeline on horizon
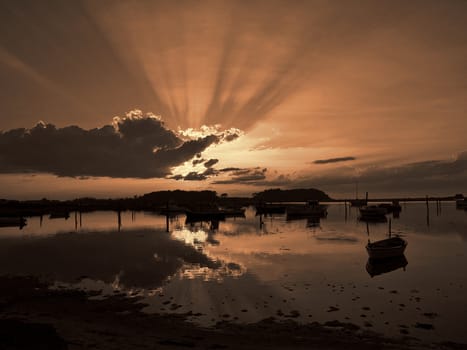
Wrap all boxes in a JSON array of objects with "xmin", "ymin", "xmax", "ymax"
[{"xmin": 0, "ymin": 188, "xmax": 330, "ymax": 216}]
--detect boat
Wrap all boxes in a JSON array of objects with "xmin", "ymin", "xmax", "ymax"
[
  {"xmin": 255, "ymin": 204, "xmax": 286, "ymax": 216},
  {"xmin": 359, "ymin": 205, "xmax": 387, "ymax": 221},
  {"xmin": 220, "ymin": 208, "xmax": 246, "ymax": 218},
  {"xmin": 366, "ymin": 236, "xmax": 407, "ymax": 259},
  {"xmin": 378, "ymin": 200, "xmax": 402, "ymax": 214},
  {"xmin": 306, "ymin": 216, "xmax": 321, "ymax": 228},
  {"xmin": 350, "ymin": 186, "xmax": 367, "ymax": 207},
  {"xmin": 158, "ymin": 204, "xmax": 187, "ymax": 216},
  {"xmin": 350, "ymin": 199, "xmax": 367, "ymax": 207},
  {"xmin": 185, "ymin": 210, "xmax": 226, "ymax": 224},
  {"xmin": 366, "ymin": 255, "xmax": 408, "ymax": 277},
  {"xmin": 286, "ymin": 200, "xmax": 327, "ymax": 218},
  {"xmin": 0, "ymin": 217, "xmax": 27, "ymax": 228},
  {"xmin": 456, "ymin": 198, "xmax": 467, "ymax": 210},
  {"xmin": 49, "ymin": 211, "xmax": 70, "ymax": 219}
]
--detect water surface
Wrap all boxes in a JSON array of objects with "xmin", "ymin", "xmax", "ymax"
[{"xmin": 1, "ymin": 202, "xmax": 466, "ymax": 343}]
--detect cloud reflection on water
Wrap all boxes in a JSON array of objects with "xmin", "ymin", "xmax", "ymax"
[{"xmin": 0, "ymin": 228, "xmax": 242, "ymax": 290}]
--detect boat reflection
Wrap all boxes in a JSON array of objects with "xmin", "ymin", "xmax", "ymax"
[
  {"xmin": 366, "ymin": 255, "xmax": 408, "ymax": 278},
  {"xmin": 306, "ymin": 216, "xmax": 321, "ymax": 228},
  {"xmin": 0, "ymin": 217, "xmax": 27, "ymax": 229}
]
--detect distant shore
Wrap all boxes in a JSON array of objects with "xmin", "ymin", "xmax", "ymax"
[{"xmin": 0, "ymin": 188, "xmax": 462, "ymax": 219}]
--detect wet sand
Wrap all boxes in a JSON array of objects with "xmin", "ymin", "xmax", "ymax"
[{"xmin": 1, "ymin": 276, "xmax": 465, "ymax": 350}]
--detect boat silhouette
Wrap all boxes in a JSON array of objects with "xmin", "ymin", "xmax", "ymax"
[
  {"xmin": 366, "ymin": 236, "xmax": 407, "ymax": 259},
  {"xmin": 0, "ymin": 217, "xmax": 27, "ymax": 229},
  {"xmin": 255, "ymin": 204, "xmax": 286, "ymax": 216},
  {"xmin": 359, "ymin": 205, "xmax": 388, "ymax": 222},
  {"xmin": 365, "ymin": 220, "xmax": 407, "ymax": 259},
  {"xmin": 286, "ymin": 200, "xmax": 327, "ymax": 219}
]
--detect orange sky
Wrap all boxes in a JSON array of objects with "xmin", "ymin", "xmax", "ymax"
[{"xmin": 0, "ymin": 0, "xmax": 466, "ymax": 199}]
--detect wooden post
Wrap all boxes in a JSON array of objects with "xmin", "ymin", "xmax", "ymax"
[
  {"xmin": 117, "ymin": 210, "xmax": 122, "ymax": 232},
  {"xmin": 388, "ymin": 218, "xmax": 392, "ymax": 237},
  {"xmin": 366, "ymin": 222, "xmax": 370, "ymax": 243},
  {"xmin": 74, "ymin": 211, "xmax": 78, "ymax": 230},
  {"xmin": 166, "ymin": 202, "xmax": 169, "ymax": 232},
  {"xmin": 426, "ymin": 195, "xmax": 430, "ymax": 226}
]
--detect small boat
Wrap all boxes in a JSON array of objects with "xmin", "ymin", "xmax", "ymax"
[
  {"xmin": 0, "ymin": 217, "xmax": 27, "ymax": 228},
  {"xmin": 366, "ymin": 236, "xmax": 407, "ymax": 259},
  {"xmin": 350, "ymin": 186, "xmax": 367, "ymax": 207},
  {"xmin": 49, "ymin": 211, "xmax": 70, "ymax": 219},
  {"xmin": 359, "ymin": 205, "xmax": 387, "ymax": 221},
  {"xmin": 378, "ymin": 200, "xmax": 402, "ymax": 214},
  {"xmin": 350, "ymin": 199, "xmax": 367, "ymax": 207},
  {"xmin": 220, "ymin": 208, "xmax": 246, "ymax": 218},
  {"xmin": 286, "ymin": 200, "xmax": 327, "ymax": 218},
  {"xmin": 185, "ymin": 210, "xmax": 226, "ymax": 224},
  {"xmin": 456, "ymin": 198, "xmax": 467, "ymax": 210},
  {"xmin": 255, "ymin": 204, "xmax": 286, "ymax": 216},
  {"xmin": 366, "ymin": 255, "xmax": 408, "ymax": 277},
  {"xmin": 158, "ymin": 204, "xmax": 187, "ymax": 216},
  {"xmin": 306, "ymin": 216, "xmax": 321, "ymax": 228}
]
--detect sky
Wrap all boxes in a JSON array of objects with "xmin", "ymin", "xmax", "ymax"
[{"xmin": 0, "ymin": 0, "xmax": 466, "ymax": 200}]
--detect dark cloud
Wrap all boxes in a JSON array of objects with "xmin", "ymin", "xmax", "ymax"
[
  {"xmin": 171, "ymin": 166, "xmax": 270, "ymax": 183},
  {"xmin": 219, "ymin": 167, "xmax": 242, "ymax": 172},
  {"xmin": 213, "ymin": 168, "xmax": 267, "ymax": 185},
  {"xmin": 0, "ymin": 111, "xmax": 239, "ymax": 179},
  {"xmin": 204, "ymin": 159, "xmax": 219, "ymax": 168},
  {"xmin": 192, "ymin": 158, "xmax": 205, "ymax": 166},
  {"xmin": 203, "ymin": 167, "xmax": 217, "ymax": 176},
  {"xmin": 170, "ymin": 163, "xmax": 220, "ymax": 181},
  {"xmin": 182, "ymin": 172, "xmax": 208, "ymax": 181},
  {"xmin": 313, "ymin": 156, "xmax": 356, "ymax": 164}
]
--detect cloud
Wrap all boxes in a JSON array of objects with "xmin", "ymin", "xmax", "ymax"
[
  {"xmin": 0, "ymin": 229, "xmax": 224, "ymax": 290},
  {"xmin": 313, "ymin": 156, "xmax": 356, "ymax": 164},
  {"xmin": 294, "ymin": 152, "xmax": 467, "ymax": 196},
  {"xmin": 0, "ymin": 110, "xmax": 240, "ymax": 179},
  {"xmin": 204, "ymin": 158, "xmax": 219, "ymax": 168},
  {"xmin": 213, "ymin": 168, "xmax": 267, "ymax": 185},
  {"xmin": 182, "ymin": 172, "xmax": 208, "ymax": 181},
  {"xmin": 192, "ymin": 158, "xmax": 205, "ymax": 166},
  {"xmin": 171, "ymin": 166, "xmax": 271, "ymax": 183}
]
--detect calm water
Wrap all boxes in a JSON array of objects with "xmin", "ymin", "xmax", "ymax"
[{"xmin": 1, "ymin": 202, "xmax": 467, "ymax": 343}]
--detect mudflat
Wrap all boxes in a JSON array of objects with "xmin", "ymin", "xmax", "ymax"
[{"xmin": 1, "ymin": 275, "xmax": 463, "ymax": 350}]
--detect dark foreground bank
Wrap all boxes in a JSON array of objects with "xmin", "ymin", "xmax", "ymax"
[{"xmin": 1, "ymin": 276, "xmax": 465, "ymax": 350}]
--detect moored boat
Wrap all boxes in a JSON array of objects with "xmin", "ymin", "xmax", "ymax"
[
  {"xmin": 49, "ymin": 211, "xmax": 70, "ymax": 219},
  {"xmin": 185, "ymin": 210, "xmax": 226, "ymax": 223},
  {"xmin": 456, "ymin": 198, "xmax": 467, "ymax": 209},
  {"xmin": 366, "ymin": 236, "xmax": 407, "ymax": 259},
  {"xmin": 350, "ymin": 199, "xmax": 367, "ymax": 207},
  {"xmin": 0, "ymin": 217, "xmax": 27, "ymax": 228},
  {"xmin": 286, "ymin": 200, "xmax": 327, "ymax": 218},
  {"xmin": 221, "ymin": 208, "xmax": 246, "ymax": 218},
  {"xmin": 378, "ymin": 200, "xmax": 402, "ymax": 214},
  {"xmin": 359, "ymin": 205, "xmax": 387, "ymax": 221},
  {"xmin": 255, "ymin": 204, "xmax": 286, "ymax": 216}
]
